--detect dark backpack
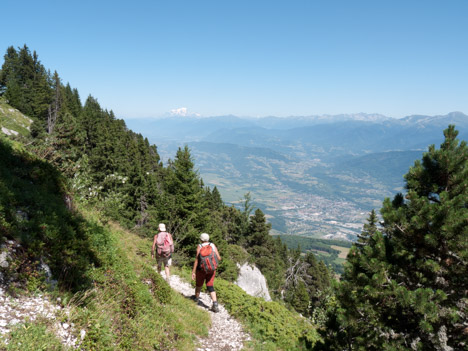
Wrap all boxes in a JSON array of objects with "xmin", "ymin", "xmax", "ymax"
[
  {"xmin": 156, "ymin": 232, "xmax": 173, "ymax": 258},
  {"xmin": 199, "ymin": 243, "xmax": 218, "ymax": 274}
]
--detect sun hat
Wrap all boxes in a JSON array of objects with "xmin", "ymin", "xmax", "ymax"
[
  {"xmin": 158, "ymin": 223, "xmax": 166, "ymax": 232},
  {"xmin": 200, "ymin": 233, "xmax": 210, "ymax": 242}
]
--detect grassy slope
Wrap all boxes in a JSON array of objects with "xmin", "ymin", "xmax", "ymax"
[
  {"xmin": 0, "ymin": 101, "xmax": 320, "ymax": 350},
  {"xmin": 0, "ymin": 135, "xmax": 211, "ymax": 350},
  {"xmin": 0, "ymin": 96, "xmax": 32, "ymax": 137},
  {"xmin": 78, "ymin": 215, "xmax": 321, "ymax": 350},
  {"xmin": 177, "ymin": 267, "xmax": 320, "ymax": 351},
  {"xmin": 76, "ymin": 213, "xmax": 211, "ymax": 350}
]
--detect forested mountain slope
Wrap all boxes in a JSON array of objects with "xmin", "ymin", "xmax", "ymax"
[
  {"xmin": 0, "ymin": 109, "xmax": 320, "ymax": 350},
  {"xmin": 127, "ymin": 111, "xmax": 468, "ymax": 240},
  {"xmin": 1, "ymin": 44, "xmax": 466, "ymax": 350},
  {"xmin": 0, "ymin": 45, "xmax": 328, "ymax": 349}
]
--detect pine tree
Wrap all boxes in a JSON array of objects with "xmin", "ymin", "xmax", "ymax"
[
  {"xmin": 0, "ymin": 46, "xmax": 19, "ymax": 96},
  {"xmin": 207, "ymin": 186, "xmax": 223, "ymax": 211},
  {"xmin": 47, "ymin": 71, "xmax": 62, "ymax": 134},
  {"xmin": 303, "ymin": 253, "xmax": 332, "ymax": 310},
  {"xmin": 290, "ymin": 280, "xmax": 310, "ymax": 316},
  {"xmin": 1, "ymin": 45, "xmax": 53, "ymax": 123},
  {"xmin": 246, "ymin": 208, "xmax": 288, "ymax": 296},
  {"xmin": 379, "ymin": 125, "xmax": 468, "ymax": 349},
  {"xmin": 355, "ymin": 209, "xmax": 378, "ymax": 249},
  {"xmin": 324, "ymin": 125, "xmax": 468, "ymax": 350},
  {"xmin": 164, "ymin": 146, "xmax": 207, "ymax": 258},
  {"xmin": 61, "ymin": 84, "xmax": 82, "ymax": 118}
]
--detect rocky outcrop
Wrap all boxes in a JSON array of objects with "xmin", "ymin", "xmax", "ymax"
[
  {"xmin": 0, "ymin": 287, "xmax": 84, "ymax": 347},
  {"xmin": 1, "ymin": 127, "xmax": 18, "ymax": 136},
  {"xmin": 0, "ymin": 239, "xmax": 83, "ymax": 347},
  {"xmin": 235, "ymin": 263, "xmax": 271, "ymax": 301}
]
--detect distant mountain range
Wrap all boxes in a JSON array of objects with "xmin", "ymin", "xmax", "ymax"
[{"xmin": 126, "ymin": 112, "xmax": 468, "ymax": 239}]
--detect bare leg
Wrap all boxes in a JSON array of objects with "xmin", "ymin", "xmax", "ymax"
[
  {"xmin": 195, "ymin": 286, "xmax": 202, "ymax": 298},
  {"xmin": 157, "ymin": 263, "xmax": 162, "ymax": 274},
  {"xmin": 210, "ymin": 290, "xmax": 219, "ymax": 312},
  {"xmin": 165, "ymin": 265, "xmax": 170, "ymax": 281}
]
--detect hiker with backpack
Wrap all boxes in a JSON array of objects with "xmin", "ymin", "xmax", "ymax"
[
  {"xmin": 191, "ymin": 233, "xmax": 221, "ymax": 312},
  {"xmin": 151, "ymin": 223, "xmax": 174, "ymax": 282}
]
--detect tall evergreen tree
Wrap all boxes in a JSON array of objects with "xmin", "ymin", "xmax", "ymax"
[
  {"xmin": 1, "ymin": 45, "xmax": 52, "ymax": 129},
  {"xmin": 0, "ymin": 46, "xmax": 19, "ymax": 96},
  {"xmin": 355, "ymin": 209, "xmax": 378, "ymax": 249},
  {"xmin": 379, "ymin": 125, "xmax": 468, "ymax": 349},
  {"xmin": 324, "ymin": 125, "xmax": 468, "ymax": 350},
  {"xmin": 164, "ymin": 146, "xmax": 207, "ymax": 257},
  {"xmin": 246, "ymin": 208, "xmax": 288, "ymax": 296},
  {"xmin": 62, "ymin": 84, "xmax": 82, "ymax": 118},
  {"xmin": 47, "ymin": 71, "xmax": 62, "ymax": 134}
]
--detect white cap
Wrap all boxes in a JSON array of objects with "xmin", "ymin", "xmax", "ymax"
[
  {"xmin": 200, "ymin": 233, "xmax": 210, "ymax": 242},
  {"xmin": 158, "ymin": 223, "xmax": 166, "ymax": 232}
]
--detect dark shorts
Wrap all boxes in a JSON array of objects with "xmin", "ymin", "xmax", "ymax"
[
  {"xmin": 156, "ymin": 256, "xmax": 172, "ymax": 267},
  {"xmin": 196, "ymin": 269, "xmax": 216, "ymax": 287}
]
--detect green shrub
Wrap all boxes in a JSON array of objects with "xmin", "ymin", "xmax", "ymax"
[
  {"xmin": 2, "ymin": 322, "xmax": 64, "ymax": 351},
  {"xmin": 178, "ymin": 267, "xmax": 320, "ymax": 350},
  {"xmin": 216, "ymin": 279, "xmax": 320, "ymax": 350}
]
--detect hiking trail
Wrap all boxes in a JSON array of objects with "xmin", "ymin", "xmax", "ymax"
[{"xmin": 159, "ymin": 271, "xmax": 251, "ymax": 351}]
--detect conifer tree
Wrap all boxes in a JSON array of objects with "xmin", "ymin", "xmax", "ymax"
[
  {"xmin": 0, "ymin": 46, "xmax": 19, "ymax": 96},
  {"xmin": 355, "ymin": 209, "xmax": 378, "ymax": 249},
  {"xmin": 379, "ymin": 125, "xmax": 468, "ymax": 349},
  {"xmin": 205, "ymin": 186, "xmax": 223, "ymax": 211},
  {"xmin": 164, "ymin": 146, "xmax": 207, "ymax": 257},
  {"xmin": 47, "ymin": 71, "xmax": 62, "ymax": 134},
  {"xmin": 246, "ymin": 208, "xmax": 288, "ymax": 296},
  {"xmin": 303, "ymin": 253, "xmax": 332, "ymax": 311},
  {"xmin": 60, "ymin": 84, "xmax": 82, "ymax": 118},
  {"xmin": 0, "ymin": 45, "xmax": 52, "ymax": 126},
  {"xmin": 290, "ymin": 280, "xmax": 310, "ymax": 315},
  {"xmin": 324, "ymin": 125, "xmax": 468, "ymax": 350}
]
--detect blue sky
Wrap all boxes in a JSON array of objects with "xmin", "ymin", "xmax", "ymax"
[{"xmin": 1, "ymin": 0, "xmax": 467, "ymax": 119}]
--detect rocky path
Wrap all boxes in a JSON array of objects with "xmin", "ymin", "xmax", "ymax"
[
  {"xmin": 0, "ymin": 287, "xmax": 82, "ymax": 347},
  {"xmin": 160, "ymin": 272, "xmax": 250, "ymax": 351}
]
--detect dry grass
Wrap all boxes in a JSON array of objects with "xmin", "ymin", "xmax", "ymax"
[{"xmin": 331, "ymin": 245, "xmax": 350, "ymax": 259}]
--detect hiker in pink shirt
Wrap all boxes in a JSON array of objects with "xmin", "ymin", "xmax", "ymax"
[{"xmin": 151, "ymin": 223, "xmax": 174, "ymax": 282}]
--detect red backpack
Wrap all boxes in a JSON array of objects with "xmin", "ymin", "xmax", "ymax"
[
  {"xmin": 199, "ymin": 243, "xmax": 218, "ymax": 274},
  {"xmin": 156, "ymin": 232, "xmax": 173, "ymax": 258}
]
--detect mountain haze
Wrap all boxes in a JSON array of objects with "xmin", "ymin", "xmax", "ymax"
[
  {"xmin": 1, "ymin": 44, "xmax": 466, "ymax": 351},
  {"xmin": 126, "ymin": 112, "xmax": 468, "ymax": 239}
]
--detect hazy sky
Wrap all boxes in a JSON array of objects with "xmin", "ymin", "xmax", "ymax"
[{"xmin": 2, "ymin": 0, "xmax": 467, "ymax": 119}]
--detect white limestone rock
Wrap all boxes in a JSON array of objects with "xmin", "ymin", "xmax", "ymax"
[
  {"xmin": 1, "ymin": 127, "xmax": 18, "ymax": 136},
  {"xmin": 0, "ymin": 251, "xmax": 9, "ymax": 268},
  {"xmin": 235, "ymin": 263, "xmax": 271, "ymax": 301}
]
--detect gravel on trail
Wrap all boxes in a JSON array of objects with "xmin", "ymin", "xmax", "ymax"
[
  {"xmin": 0, "ymin": 287, "xmax": 83, "ymax": 347},
  {"xmin": 160, "ymin": 271, "xmax": 251, "ymax": 351}
]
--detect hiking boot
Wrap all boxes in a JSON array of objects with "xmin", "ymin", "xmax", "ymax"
[
  {"xmin": 191, "ymin": 295, "xmax": 200, "ymax": 304},
  {"xmin": 211, "ymin": 301, "xmax": 219, "ymax": 313}
]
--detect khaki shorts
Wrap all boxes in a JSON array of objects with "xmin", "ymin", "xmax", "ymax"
[{"xmin": 156, "ymin": 256, "xmax": 172, "ymax": 267}]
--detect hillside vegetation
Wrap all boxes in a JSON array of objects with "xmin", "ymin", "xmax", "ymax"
[
  {"xmin": 277, "ymin": 236, "xmax": 352, "ymax": 274},
  {"xmin": 0, "ymin": 45, "xmax": 328, "ymax": 349},
  {"xmin": 127, "ymin": 110, "xmax": 468, "ymax": 241},
  {"xmin": 0, "ymin": 136, "xmax": 209, "ymax": 350},
  {"xmin": 1, "ymin": 45, "xmax": 467, "ymax": 350},
  {"xmin": 0, "ymin": 135, "xmax": 320, "ymax": 350}
]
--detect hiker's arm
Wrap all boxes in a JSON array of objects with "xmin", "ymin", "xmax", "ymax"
[
  {"xmin": 170, "ymin": 233, "xmax": 174, "ymax": 253},
  {"xmin": 214, "ymin": 246, "xmax": 221, "ymax": 261},
  {"xmin": 191, "ymin": 246, "xmax": 201, "ymax": 281},
  {"xmin": 151, "ymin": 235, "xmax": 157, "ymax": 259}
]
